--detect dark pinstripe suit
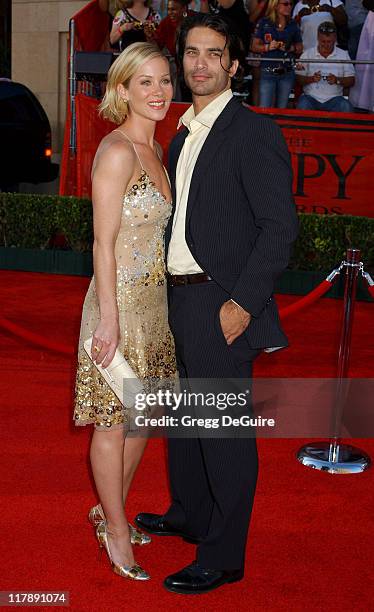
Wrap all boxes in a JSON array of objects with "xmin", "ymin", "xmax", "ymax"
[{"xmin": 164, "ymin": 98, "xmax": 299, "ymax": 570}]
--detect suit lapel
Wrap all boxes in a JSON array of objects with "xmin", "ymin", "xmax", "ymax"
[
  {"xmin": 169, "ymin": 129, "xmax": 188, "ymax": 216},
  {"xmin": 185, "ymin": 98, "xmax": 242, "ymax": 225}
]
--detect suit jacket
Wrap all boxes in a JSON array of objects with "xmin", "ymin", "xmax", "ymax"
[{"xmin": 166, "ymin": 97, "xmax": 299, "ymax": 349}]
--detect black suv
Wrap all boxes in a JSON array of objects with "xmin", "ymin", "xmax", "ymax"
[{"xmin": 0, "ymin": 79, "xmax": 59, "ymax": 190}]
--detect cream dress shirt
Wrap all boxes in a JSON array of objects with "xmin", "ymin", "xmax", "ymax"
[{"xmin": 167, "ymin": 89, "xmax": 233, "ymax": 275}]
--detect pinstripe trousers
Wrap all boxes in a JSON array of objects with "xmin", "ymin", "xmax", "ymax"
[{"xmin": 164, "ymin": 280, "xmax": 259, "ymax": 570}]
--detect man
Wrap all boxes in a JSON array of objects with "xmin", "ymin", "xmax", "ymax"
[
  {"xmin": 296, "ymin": 21, "xmax": 355, "ymax": 112},
  {"xmin": 136, "ymin": 13, "xmax": 298, "ymax": 594}
]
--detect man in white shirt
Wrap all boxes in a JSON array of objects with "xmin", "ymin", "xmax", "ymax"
[
  {"xmin": 135, "ymin": 12, "xmax": 298, "ymax": 595},
  {"xmin": 296, "ymin": 21, "xmax": 355, "ymax": 111}
]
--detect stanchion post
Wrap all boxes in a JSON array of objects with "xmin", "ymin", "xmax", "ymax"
[
  {"xmin": 297, "ymin": 248, "xmax": 371, "ymax": 474},
  {"xmin": 69, "ymin": 18, "xmax": 77, "ymax": 153}
]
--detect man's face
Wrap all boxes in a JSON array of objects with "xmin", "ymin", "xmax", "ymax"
[
  {"xmin": 318, "ymin": 33, "xmax": 336, "ymax": 56},
  {"xmin": 182, "ymin": 27, "xmax": 238, "ymax": 99}
]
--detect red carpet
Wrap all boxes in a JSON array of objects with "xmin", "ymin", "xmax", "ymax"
[{"xmin": 0, "ymin": 270, "xmax": 373, "ymax": 611}]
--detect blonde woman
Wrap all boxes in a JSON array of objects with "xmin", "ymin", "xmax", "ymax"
[
  {"xmin": 73, "ymin": 42, "xmax": 176, "ymax": 581},
  {"xmin": 252, "ymin": 0, "xmax": 303, "ymax": 107},
  {"xmin": 110, "ymin": 0, "xmax": 161, "ymax": 50}
]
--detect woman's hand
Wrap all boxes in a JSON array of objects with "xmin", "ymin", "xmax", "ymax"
[
  {"xmin": 91, "ymin": 317, "xmax": 120, "ymax": 368},
  {"xmin": 143, "ymin": 21, "xmax": 157, "ymax": 39},
  {"xmin": 269, "ymin": 39, "xmax": 280, "ymax": 50},
  {"xmin": 120, "ymin": 21, "xmax": 135, "ymax": 33}
]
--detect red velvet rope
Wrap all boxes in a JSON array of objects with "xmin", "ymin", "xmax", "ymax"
[
  {"xmin": 367, "ymin": 284, "xmax": 374, "ymax": 299},
  {"xmin": 0, "ymin": 318, "xmax": 74, "ymax": 356},
  {"xmin": 0, "ymin": 279, "xmax": 336, "ymax": 356},
  {"xmin": 279, "ymin": 279, "xmax": 333, "ymax": 319}
]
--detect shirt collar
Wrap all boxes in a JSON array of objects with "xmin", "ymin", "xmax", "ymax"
[
  {"xmin": 177, "ymin": 89, "xmax": 233, "ymax": 132},
  {"xmin": 315, "ymin": 45, "xmax": 337, "ymax": 59}
]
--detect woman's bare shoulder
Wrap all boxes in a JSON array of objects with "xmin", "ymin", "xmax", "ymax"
[{"xmin": 92, "ymin": 131, "xmax": 137, "ymax": 176}]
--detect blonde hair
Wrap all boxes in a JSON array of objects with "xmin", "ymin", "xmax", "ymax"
[
  {"xmin": 99, "ymin": 42, "xmax": 167, "ymax": 124},
  {"xmin": 266, "ymin": 0, "xmax": 284, "ymax": 23}
]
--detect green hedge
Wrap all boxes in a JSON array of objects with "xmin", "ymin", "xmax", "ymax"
[{"xmin": 0, "ymin": 192, "xmax": 373, "ymax": 271}]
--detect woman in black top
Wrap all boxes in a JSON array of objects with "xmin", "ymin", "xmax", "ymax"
[{"xmin": 110, "ymin": 0, "xmax": 161, "ymax": 50}]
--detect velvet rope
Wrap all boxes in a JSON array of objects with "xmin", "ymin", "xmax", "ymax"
[
  {"xmin": 0, "ymin": 278, "xmax": 337, "ymax": 355},
  {"xmin": 0, "ymin": 318, "xmax": 74, "ymax": 356},
  {"xmin": 366, "ymin": 284, "xmax": 374, "ymax": 299},
  {"xmin": 279, "ymin": 279, "xmax": 333, "ymax": 319}
]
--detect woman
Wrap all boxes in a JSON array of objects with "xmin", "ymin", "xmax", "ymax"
[
  {"xmin": 73, "ymin": 42, "xmax": 176, "ymax": 581},
  {"xmin": 252, "ymin": 0, "xmax": 303, "ymax": 108},
  {"xmin": 154, "ymin": 0, "xmax": 192, "ymax": 58},
  {"xmin": 349, "ymin": 6, "xmax": 374, "ymax": 111},
  {"xmin": 153, "ymin": 0, "xmax": 194, "ymax": 99},
  {"xmin": 110, "ymin": 0, "xmax": 161, "ymax": 50},
  {"xmin": 293, "ymin": 0, "xmax": 347, "ymax": 52}
]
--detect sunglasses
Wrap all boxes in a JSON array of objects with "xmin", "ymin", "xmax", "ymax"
[
  {"xmin": 318, "ymin": 26, "xmax": 337, "ymax": 33},
  {"xmin": 279, "ymin": 1, "xmax": 292, "ymax": 4}
]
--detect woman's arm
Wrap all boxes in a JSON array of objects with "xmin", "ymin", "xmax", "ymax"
[
  {"xmin": 251, "ymin": 37, "xmax": 280, "ymax": 53},
  {"xmin": 110, "ymin": 11, "xmax": 134, "ymax": 46},
  {"xmin": 91, "ymin": 140, "xmax": 135, "ymax": 367}
]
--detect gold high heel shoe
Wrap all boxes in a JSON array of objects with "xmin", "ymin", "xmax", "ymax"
[
  {"xmin": 96, "ymin": 522, "xmax": 150, "ymax": 581},
  {"xmin": 88, "ymin": 504, "xmax": 151, "ymax": 546}
]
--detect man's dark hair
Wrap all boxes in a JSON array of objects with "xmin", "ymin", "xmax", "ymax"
[{"xmin": 176, "ymin": 13, "xmax": 245, "ymax": 70}]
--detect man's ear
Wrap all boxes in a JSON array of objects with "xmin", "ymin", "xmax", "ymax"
[{"xmin": 229, "ymin": 59, "xmax": 239, "ymax": 78}]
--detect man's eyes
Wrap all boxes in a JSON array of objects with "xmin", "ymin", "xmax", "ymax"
[{"xmin": 185, "ymin": 51, "xmax": 221, "ymax": 57}]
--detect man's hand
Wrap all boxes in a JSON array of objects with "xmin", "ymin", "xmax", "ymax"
[
  {"xmin": 327, "ymin": 73, "xmax": 338, "ymax": 84},
  {"xmin": 318, "ymin": 3, "xmax": 333, "ymax": 12},
  {"xmin": 312, "ymin": 70, "xmax": 322, "ymax": 82},
  {"xmin": 219, "ymin": 301, "xmax": 251, "ymax": 345}
]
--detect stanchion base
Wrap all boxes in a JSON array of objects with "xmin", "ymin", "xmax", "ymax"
[{"xmin": 297, "ymin": 442, "xmax": 371, "ymax": 474}]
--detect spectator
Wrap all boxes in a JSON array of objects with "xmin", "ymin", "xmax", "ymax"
[
  {"xmin": 349, "ymin": 4, "xmax": 374, "ymax": 111},
  {"xmin": 247, "ymin": 0, "xmax": 269, "ymax": 105},
  {"xmin": 296, "ymin": 21, "xmax": 355, "ymax": 111},
  {"xmin": 293, "ymin": 0, "xmax": 347, "ymax": 51},
  {"xmin": 252, "ymin": 0, "xmax": 302, "ymax": 107},
  {"xmin": 208, "ymin": 0, "xmax": 251, "ymax": 53},
  {"xmin": 345, "ymin": 0, "xmax": 368, "ymax": 59},
  {"xmin": 110, "ymin": 0, "xmax": 161, "ymax": 50},
  {"xmin": 153, "ymin": 0, "xmax": 194, "ymax": 99},
  {"xmin": 154, "ymin": 0, "xmax": 192, "ymax": 57}
]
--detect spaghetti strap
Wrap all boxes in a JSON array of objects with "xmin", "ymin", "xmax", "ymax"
[{"xmin": 113, "ymin": 129, "xmax": 145, "ymax": 171}]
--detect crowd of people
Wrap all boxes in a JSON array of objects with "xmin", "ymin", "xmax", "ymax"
[{"xmin": 96, "ymin": 0, "xmax": 374, "ymax": 111}]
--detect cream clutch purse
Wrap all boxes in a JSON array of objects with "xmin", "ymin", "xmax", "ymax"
[{"xmin": 84, "ymin": 338, "xmax": 144, "ymax": 407}]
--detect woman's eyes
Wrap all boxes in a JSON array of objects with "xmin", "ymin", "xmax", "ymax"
[{"xmin": 140, "ymin": 78, "xmax": 171, "ymax": 85}]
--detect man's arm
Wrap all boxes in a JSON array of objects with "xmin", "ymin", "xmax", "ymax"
[{"xmin": 230, "ymin": 117, "xmax": 299, "ymax": 317}]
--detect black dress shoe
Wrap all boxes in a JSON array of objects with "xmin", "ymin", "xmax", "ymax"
[
  {"xmin": 134, "ymin": 513, "xmax": 199, "ymax": 542},
  {"xmin": 164, "ymin": 562, "xmax": 244, "ymax": 594}
]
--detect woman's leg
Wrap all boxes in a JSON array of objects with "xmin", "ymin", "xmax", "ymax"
[
  {"xmin": 259, "ymin": 72, "xmax": 276, "ymax": 108},
  {"xmin": 276, "ymin": 72, "xmax": 295, "ymax": 109},
  {"xmin": 90, "ymin": 428, "xmax": 135, "ymax": 566},
  {"xmin": 122, "ymin": 436, "xmax": 148, "ymax": 503}
]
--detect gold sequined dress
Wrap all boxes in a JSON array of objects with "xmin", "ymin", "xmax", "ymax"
[{"xmin": 73, "ymin": 142, "xmax": 176, "ymax": 430}]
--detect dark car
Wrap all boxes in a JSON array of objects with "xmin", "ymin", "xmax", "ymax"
[{"xmin": 0, "ymin": 79, "xmax": 59, "ymax": 190}]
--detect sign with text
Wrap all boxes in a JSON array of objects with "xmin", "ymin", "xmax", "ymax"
[{"xmin": 64, "ymin": 96, "xmax": 374, "ymax": 217}]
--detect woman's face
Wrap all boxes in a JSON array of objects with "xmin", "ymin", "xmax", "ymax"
[
  {"xmin": 276, "ymin": 0, "xmax": 293, "ymax": 18},
  {"xmin": 121, "ymin": 56, "xmax": 173, "ymax": 122}
]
